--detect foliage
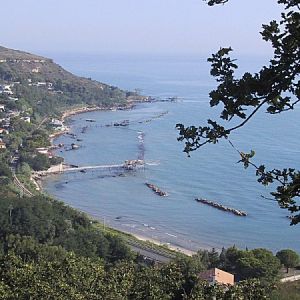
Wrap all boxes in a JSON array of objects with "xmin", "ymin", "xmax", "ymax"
[
  {"xmin": 0, "ymin": 161, "xmax": 12, "ymax": 179},
  {"xmin": 0, "ymin": 191, "xmax": 288, "ymax": 299},
  {"xmin": 177, "ymin": 0, "xmax": 300, "ymax": 223},
  {"xmin": 0, "ymin": 252, "xmax": 106, "ymax": 299},
  {"xmin": 191, "ymin": 246, "xmax": 281, "ymax": 282},
  {"xmin": 49, "ymin": 155, "xmax": 64, "ymax": 165},
  {"xmin": 19, "ymin": 152, "xmax": 50, "ymax": 171},
  {"xmin": 236, "ymin": 248, "xmax": 281, "ymax": 282},
  {"xmin": 276, "ymin": 249, "xmax": 300, "ymax": 272},
  {"xmin": 0, "ymin": 194, "xmax": 133, "ymax": 263},
  {"xmin": 23, "ymin": 129, "xmax": 50, "ymax": 150},
  {"xmin": 0, "ymin": 246, "xmax": 274, "ymax": 300},
  {"xmin": 271, "ymin": 280, "xmax": 300, "ymax": 300},
  {"xmin": 0, "ymin": 192, "xmax": 281, "ymax": 299},
  {"xmin": 0, "ymin": 46, "xmax": 128, "ymax": 118}
]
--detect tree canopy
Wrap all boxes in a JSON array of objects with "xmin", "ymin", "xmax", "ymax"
[
  {"xmin": 276, "ymin": 249, "xmax": 300, "ymax": 272},
  {"xmin": 177, "ymin": 0, "xmax": 300, "ymax": 224}
]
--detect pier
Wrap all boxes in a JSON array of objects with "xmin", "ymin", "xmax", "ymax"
[{"xmin": 36, "ymin": 159, "xmax": 146, "ymax": 176}]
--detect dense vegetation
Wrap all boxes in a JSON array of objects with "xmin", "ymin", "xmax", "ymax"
[
  {"xmin": 0, "ymin": 191, "xmax": 298, "ymax": 299},
  {"xmin": 0, "ymin": 189, "xmax": 295, "ymax": 299},
  {"xmin": 0, "ymin": 46, "xmax": 127, "ymax": 118}
]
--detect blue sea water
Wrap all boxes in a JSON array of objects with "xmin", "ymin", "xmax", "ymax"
[{"xmin": 43, "ymin": 53, "xmax": 300, "ymax": 252}]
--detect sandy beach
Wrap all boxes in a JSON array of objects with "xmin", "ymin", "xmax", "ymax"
[{"xmin": 132, "ymin": 233, "xmax": 196, "ymax": 256}]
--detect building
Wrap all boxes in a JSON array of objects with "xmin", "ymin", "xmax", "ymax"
[
  {"xmin": 50, "ymin": 119, "xmax": 65, "ymax": 130},
  {"xmin": 199, "ymin": 268, "xmax": 234, "ymax": 286},
  {"xmin": 36, "ymin": 147, "xmax": 52, "ymax": 157},
  {"xmin": 8, "ymin": 97, "xmax": 19, "ymax": 101},
  {"xmin": 0, "ymin": 128, "xmax": 9, "ymax": 135},
  {"xmin": 0, "ymin": 141, "xmax": 6, "ymax": 149},
  {"xmin": 0, "ymin": 104, "xmax": 5, "ymax": 112},
  {"xmin": 31, "ymin": 67, "xmax": 40, "ymax": 73},
  {"xmin": 21, "ymin": 116, "xmax": 31, "ymax": 123}
]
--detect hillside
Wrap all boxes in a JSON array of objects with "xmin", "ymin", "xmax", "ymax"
[{"xmin": 0, "ymin": 46, "xmax": 128, "ymax": 117}]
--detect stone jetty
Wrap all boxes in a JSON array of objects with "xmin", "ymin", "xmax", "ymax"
[
  {"xmin": 113, "ymin": 120, "xmax": 129, "ymax": 127},
  {"xmin": 195, "ymin": 198, "xmax": 247, "ymax": 216},
  {"xmin": 145, "ymin": 183, "xmax": 168, "ymax": 197}
]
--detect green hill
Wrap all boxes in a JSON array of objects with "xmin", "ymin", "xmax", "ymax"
[{"xmin": 0, "ymin": 46, "xmax": 128, "ymax": 116}]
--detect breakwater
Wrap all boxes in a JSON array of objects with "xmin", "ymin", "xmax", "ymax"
[
  {"xmin": 195, "ymin": 198, "xmax": 247, "ymax": 217},
  {"xmin": 145, "ymin": 183, "xmax": 168, "ymax": 196}
]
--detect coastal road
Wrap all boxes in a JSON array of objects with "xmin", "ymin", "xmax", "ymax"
[
  {"xmin": 13, "ymin": 174, "xmax": 34, "ymax": 197},
  {"xmin": 125, "ymin": 238, "xmax": 177, "ymax": 263}
]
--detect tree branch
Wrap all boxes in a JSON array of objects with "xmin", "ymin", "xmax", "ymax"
[{"xmin": 226, "ymin": 99, "xmax": 268, "ymax": 134}]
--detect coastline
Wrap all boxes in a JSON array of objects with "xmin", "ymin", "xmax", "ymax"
[
  {"xmin": 33, "ymin": 104, "xmax": 130, "ymax": 189},
  {"xmin": 48, "ymin": 98, "xmax": 145, "ymax": 143},
  {"xmin": 131, "ymin": 233, "xmax": 196, "ymax": 256},
  {"xmin": 40, "ymin": 102, "xmax": 201, "ymax": 258}
]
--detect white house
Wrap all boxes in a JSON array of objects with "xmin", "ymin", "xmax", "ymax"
[
  {"xmin": 8, "ymin": 97, "xmax": 19, "ymax": 101},
  {"xmin": 0, "ymin": 128, "xmax": 9, "ymax": 134},
  {"xmin": 0, "ymin": 141, "xmax": 6, "ymax": 149},
  {"xmin": 3, "ymin": 85, "xmax": 13, "ymax": 95},
  {"xmin": 21, "ymin": 116, "xmax": 31, "ymax": 123},
  {"xmin": 51, "ymin": 119, "xmax": 63, "ymax": 127}
]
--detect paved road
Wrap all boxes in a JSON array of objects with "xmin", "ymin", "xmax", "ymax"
[
  {"xmin": 280, "ymin": 274, "xmax": 300, "ymax": 282},
  {"xmin": 126, "ymin": 238, "xmax": 177, "ymax": 263},
  {"xmin": 13, "ymin": 174, "xmax": 34, "ymax": 197}
]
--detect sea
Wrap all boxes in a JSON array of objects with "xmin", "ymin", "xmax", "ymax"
[{"xmin": 43, "ymin": 52, "xmax": 300, "ymax": 253}]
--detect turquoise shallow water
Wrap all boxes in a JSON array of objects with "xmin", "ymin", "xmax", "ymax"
[{"xmin": 43, "ymin": 53, "xmax": 300, "ymax": 252}]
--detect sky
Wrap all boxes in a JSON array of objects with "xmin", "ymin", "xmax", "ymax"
[{"xmin": 1, "ymin": 0, "xmax": 282, "ymax": 57}]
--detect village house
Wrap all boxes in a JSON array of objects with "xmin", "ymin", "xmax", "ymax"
[
  {"xmin": 31, "ymin": 67, "xmax": 40, "ymax": 73},
  {"xmin": 7, "ymin": 110, "xmax": 20, "ymax": 117},
  {"xmin": 8, "ymin": 96, "xmax": 19, "ymax": 101},
  {"xmin": 50, "ymin": 118, "xmax": 65, "ymax": 130},
  {"xmin": 51, "ymin": 118, "xmax": 63, "ymax": 126},
  {"xmin": 0, "ymin": 118, "xmax": 10, "ymax": 128},
  {"xmin": 36, "ymin": 147, "xmax": 53, "ymax": 158},
  {"xmin": 199, "ymin": 268, "xmax": 234, "ymax": 286},
  {"xmin": 0, "ymin": 140, "xmax": 6, "ymax": 149},
  {"xmin": 21, "ymin": 116, "xmax": 31, "ymax": 123},
  {"xmin": 2, "ymin": 85, "xmax": 13, "ymax": 95},
  {"xmin": 0, "ymin": 128, "xmax": 9, "ymax": 135},
  {"xmin": 47, "ymin": 82, "xmax": 53, "ymax": 90}
]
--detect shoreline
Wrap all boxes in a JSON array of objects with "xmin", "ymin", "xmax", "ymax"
[
  {"xmin": 39, "ymin": 102, "xmax": 204, "ymax": 258},
  {"xmin": 131, "ymin": 233, "xmax": 196, "ymax": 256},
  {"xmin": 34, "ymin": 103, "xmax": 135, "ymax": 191},
  {"xmin": 48, "ymin": 97, "xmax": 147, "ymax": 144}
]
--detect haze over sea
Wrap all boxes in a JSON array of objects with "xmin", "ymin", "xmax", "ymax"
[{"xmin": 44, "ymin": 53, "xmax": 300, "ymax": 252}]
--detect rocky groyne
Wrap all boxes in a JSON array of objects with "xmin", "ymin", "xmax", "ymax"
[
  {"xmin": 145, "ymin": 183, "xmax": 168, "ymax": 197},
  {"xmin": 195, "ymin": 198, "xmax": 247, "ymax": 216}
]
